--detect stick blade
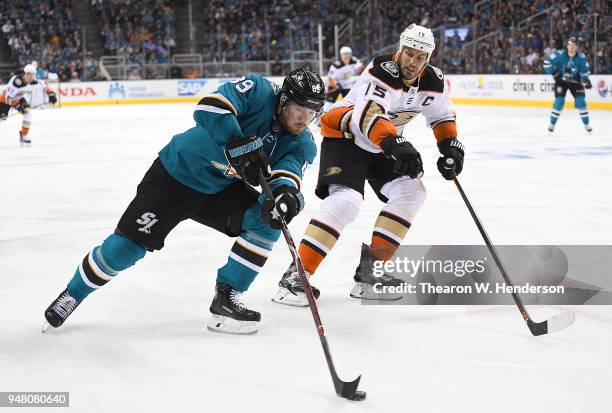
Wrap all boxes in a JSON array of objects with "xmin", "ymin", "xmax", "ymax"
[
  {"xmin": 528, "ymin": 311, "xmax": 575, "ymax": 336},
  {"xmin": 333, "ymin": 374, "xmax": 362, "ymax": 399},
  {"xmin": 546, "ymin": 311, "xmax": 576, "ymax": 334}
]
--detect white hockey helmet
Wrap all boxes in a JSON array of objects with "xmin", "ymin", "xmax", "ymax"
[
  {"xmin": 24, "ymin": 64, "xmax": 36, "ymax": 74},
  {"xmin": 340, "ymin": 46, "xmax": 352, "ymax": 55},
  {"xmin": 399, "ymin": 24, "xmax": 436, "ymax": 61}
]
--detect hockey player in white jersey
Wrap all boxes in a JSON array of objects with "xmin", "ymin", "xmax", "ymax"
[
  {"xmin": 323, "ymin": 46, "xmax": 364, "ymax": 113},
  {"xmin": 0, "ymin": 64, "xmax": 57, "ymax": 144},
  {"xmin": 273, "ymin": 24, "xmax": 465, "ymax": 306}
]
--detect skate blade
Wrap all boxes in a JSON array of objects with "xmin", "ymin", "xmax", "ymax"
[
  {"xmin": 271, "ymin": 287, "xmax": 308, "ymax": 307},
  {"xmin": 206, "ymin": 314, "xmax": 258, "ymax": 335},
  {"xmin": 349, "ymin": 282, "xmax": 403, "ymax": 301}
]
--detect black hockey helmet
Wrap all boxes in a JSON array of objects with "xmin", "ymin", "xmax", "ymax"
[{"xmin": 281, "ymin": 67, "xmax": 325, "ymax": 112}]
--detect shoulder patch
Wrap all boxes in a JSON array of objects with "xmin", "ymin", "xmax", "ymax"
[
  {"xmin": 369, "ymin": 55, "xmax": 403, "ymax": 90},
  {"xmin": 431, "ymin": 66, "xmax": 444, "ymax": 80},
  {"xmin": 382, "ymin": 61, "xmax": 399, "ymax": 78},
  {"xmin": 418, "ymin": 65, "xmax": 445, "ymax": 93},
  {"xmin": 331, "ymin": 60, "xmax": 343, "ymax": 68},
  {"xmin": 14, "ymin": 78, "xmax": 23, "ymax": 87}
]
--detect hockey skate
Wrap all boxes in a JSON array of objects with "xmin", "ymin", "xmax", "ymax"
[
  {"xmin": 349, "ymin": 244, "xmax": 404, "ymax": 301},
  {"xmin": 271, "ymin": 263, "xmax": 320, "ymax": 307},
  {"xmin": 547, "ymin": 124, "xmax": 555, "ymax": 133},
  {"xmin": 43, "ymin": 289, "xmax": 82, "ymax": 332},
  {"xmin": 585, "ymin": 124, "xmax": 593, "ymax": 133},
  {"xmin": 207, "ymin": 283, "xmax": 261, "ymax": 335},
  {"xmin": 19, "ymin": 131, "xmax": 31, "ymax": 146}
]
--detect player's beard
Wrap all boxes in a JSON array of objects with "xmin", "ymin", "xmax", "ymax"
[
  {"xmin": 286, "ymin": 122, "xmax": 307, "ymax": 135},
  {"xmin": 280, "ymin": 113, "xmax": 307, "ymax": 135},
  {"xmin": 401, "ymin": 63, "xmax": 421, "ymax": 82}
]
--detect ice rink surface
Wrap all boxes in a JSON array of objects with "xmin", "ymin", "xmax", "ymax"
[{"xmin": 1, "ymin": 103, "xmax": 611, "ymax": 412}]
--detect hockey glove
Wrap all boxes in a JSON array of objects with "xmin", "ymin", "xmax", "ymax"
[
  {"xmin": 225, "ymin": 135, "xmax": 271, "ymax": 186},
  {"xmin": 48, "ymin": 93, "xmax": 58, "ymax": 105},
  {"xmin": 261, "ymin": 185, "xmax": 303, "ymax": 229},
  {"xmin": 380, "ymin": 135, "xmax": 424, "ymax": 178},
  {"xmin": 583, "ymin": 78, "xmax": 592, "ymax": 89},
  {"xmin": 437, "ymin": 138, "xmax": 465, "ymax": 180},
  {"xmin": 16, "ymin": 98, "xmax": 30, "ymax": 114}
]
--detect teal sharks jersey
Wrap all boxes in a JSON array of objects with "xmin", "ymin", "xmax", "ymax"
[
  {"xmin": 159, "ymin": 74, "xmax": 317, "ymax": 194},
  {"xmin": 543, "ymin": 49, "xmax": 591, "ymax": 82}
]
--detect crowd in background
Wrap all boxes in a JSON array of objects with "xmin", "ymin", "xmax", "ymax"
[
  {"xmin": 436, "ymin": 0, "xmax": 611, "ymax": 74},
  {"xmin": 92, "ymin": 0, "xmax": 177, "ymax": 68},
  {"xmin": 0, "ymin": 0, "xmax": 100, "ymax": 81},
  {"xmin": 201, "ymin": 0, "xmax": 358, "ymax": 64},
  {"xmin": 0, "ymin": 0, "xmax": 609, "ymax": 81}
]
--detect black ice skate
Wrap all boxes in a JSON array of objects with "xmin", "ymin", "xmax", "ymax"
[
  {"xmin": 585, "ymin": 124, "xmax": 593, "ymax": 133},
  {"xmin": 271, "ymin": 263, "xmax": 320, "ymax": 307},
  {"xmin": 42, "ymin": 289, "xmax": 82, "ymax": 332},
  {"xmin": 207, "ymin": 283, "xmax": 261, "ymax": 335},
  {"xmin": 349, "ymin": 243, "xmax": 404, "ymax": 301},
  {"xmin": 19, "ymin": 131, "xmax": 31, "ymax": 145}
]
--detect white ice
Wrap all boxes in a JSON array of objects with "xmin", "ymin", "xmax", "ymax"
[{"xmin": 1, "ymin": 104, "xmax": 611, "ymax": 413}]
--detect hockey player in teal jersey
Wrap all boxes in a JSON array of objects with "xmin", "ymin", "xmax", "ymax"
[
  {"xmin": 543, "ymin": 37, "xmax": 593, "ymax": 133},
  {"xmin": 43, "ymin": 68, "xmax": 326, "ymax": 335}
]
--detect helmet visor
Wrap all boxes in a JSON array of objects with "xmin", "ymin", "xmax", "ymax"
[{"xmin": 284, "ymin": 99, "xmax": 320, "ymax": 125}]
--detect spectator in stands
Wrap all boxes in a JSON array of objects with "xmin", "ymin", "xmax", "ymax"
[
  {"xmin": 1, "ymin": 0, "xmax": 609, "ymax": 80},
  {"xmin": 1, "ymin": 0, "xmax": 85, "ymax": 81},
  {"xmin": 93, "ymin": 0, "xmax": 176, "ymax": 65}
]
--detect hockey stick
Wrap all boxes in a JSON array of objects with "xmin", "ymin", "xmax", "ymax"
[
  {"xmin": 445, "ymin": 159, "xmax": 575, "ymax": 336},
  {"xmin": 257, "ymin": 172, "xmax": 366, "ymax": 401},
  {"xmin": 3, "ymin": 102, "xmax": 53, "ymax": 119}
]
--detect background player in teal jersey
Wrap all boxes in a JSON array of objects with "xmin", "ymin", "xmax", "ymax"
[
  {"xmin": 543, "ymin": 37, "xmax": 593, "ymax": 133},
  {"xmin": 43, "ymin": 68, "xmax": 326, "ymax": 335}
]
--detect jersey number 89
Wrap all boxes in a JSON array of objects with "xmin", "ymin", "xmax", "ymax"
[{"xmin": 231, "ymin": 77, "xmax": 255, "ymax": 93}]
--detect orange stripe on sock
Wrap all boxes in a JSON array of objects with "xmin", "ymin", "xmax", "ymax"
[
  {"xmin": 370, "ymin": 235, "xmax": 399, "ymax": 261},
  {"xmin": 298, "ymin": 242, "xmax": 326, "ymax": 275}
]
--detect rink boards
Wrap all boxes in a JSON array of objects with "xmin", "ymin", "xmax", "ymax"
[{"xmin": 2, "ymin": 74, "xmax": 611, "ymax": 109}]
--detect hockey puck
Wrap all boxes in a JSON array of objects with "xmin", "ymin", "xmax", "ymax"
[{"xmin": 347, "ymin": 391, "xmax": 367, "ymax": 401}]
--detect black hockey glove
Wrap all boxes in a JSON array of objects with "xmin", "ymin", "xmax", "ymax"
[
  {"xmin": 583, "ymin": 78, "xmax": 592, "ymax": 89},
  {"xmin": 225, "ymin": 135, "xmax": 271, "ymax": 186},
  {"xmin": 48, "ymin": 92, "xmax": 58, "ymax": 105},
  {"xmin": 261, "ymin": 185, "xmax": 303, "ymax": 229},
  {"xmin": 16, "ymin": 98, "xmax": 30, "ymax": 114},
  {"xmin": 437, "ymin": 138, "xmax": 465, "ymax": 180},
  {"xmin": 380, "ymin": 135, "xmax": 424, "ymax": 178}
]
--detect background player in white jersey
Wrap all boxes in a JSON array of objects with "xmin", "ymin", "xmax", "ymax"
[
  {"xmin": 323, "ymin": 46, "xmax": 364, "ymax": 113},
  {"xmin": 0, "ymin": 64, "xmax": 57, "ymax": 144},
  {"xmin": 272, "ymin": 24, "xmax": 465, "ymax": 306}
]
